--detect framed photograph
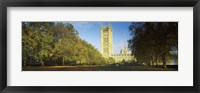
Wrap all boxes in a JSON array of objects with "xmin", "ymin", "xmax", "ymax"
[{"xmin": 0, "ymin": 0, "xmax": 199, "ymax": 93}]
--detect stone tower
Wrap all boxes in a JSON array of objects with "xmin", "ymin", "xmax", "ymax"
[{"xmin": 100, "ymin": 23, "xmax": 113, "ymax": 58}]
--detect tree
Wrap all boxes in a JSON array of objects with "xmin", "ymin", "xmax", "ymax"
[
  {"xmin": 128, "ymin": 22, "xmax": 178, "ymax": 68},
  {"xmin": 22, "ymin": 22, "xmax": 106, "ymax": 66},
  {"xmin": 22, "ymin": 22, "xmax": 55, "ymax": 66}
]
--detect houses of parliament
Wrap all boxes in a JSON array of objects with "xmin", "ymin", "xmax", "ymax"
[{"xmin": 100, "ymin": 23, "xmax": 136, "ymax": 63}]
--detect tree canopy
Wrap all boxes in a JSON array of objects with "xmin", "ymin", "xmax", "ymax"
[
  {"xmin": 22, "ymin": 22, "xmax": 106, "ymax": 66},
  {"xmin": 128, "ymin": 22, "xmax": 178, "ymax": 68}
]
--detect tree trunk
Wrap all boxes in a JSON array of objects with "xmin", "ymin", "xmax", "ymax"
[
  {"xmin": 23, "ymin": 60, "xmax": 26, "ymax": 67},
  {"xmin": 161, "ymin": 54, "xmax": 167, "ymax": 68},
  {"xmin": 62, "ymin": 58, "xmax": 65, "ymax": 66},
  {"xmin": 148, "ymin": 60, "xmax": 151, "ymax": 66},
  {"xmin": 41, "ymin": 61, "xmax": 44, "ymax": 66},
  {"xmin": 150, "ymin": 60, "xmax": 153, "ymax": 67},
  {"xmin": 155, "ymin": 57, "xmax": 158, "ymax": 68},
  {"xmin": 41, "ymin": 58, "xmax": 44, "ymax": 66},
  {"xmin": 152, "ymin": 57, "xmax": 154, "ymax": 67}
]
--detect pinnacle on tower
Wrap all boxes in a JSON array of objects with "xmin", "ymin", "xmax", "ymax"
[
  {"xmin": 109, "ymin": 22, "xmax": 111, "ymax": 26},
  {"xmin": 107, "ymin": 22, "xmax": 112, "ymax": 29},
  {"xmin": 100, "ymin": 22, "xmax": 103, "ymax": 29}
]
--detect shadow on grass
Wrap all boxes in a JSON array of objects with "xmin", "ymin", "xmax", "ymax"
[{"xmin": 22, "ymin": 62, "xmax": 178, "ymax": 71}]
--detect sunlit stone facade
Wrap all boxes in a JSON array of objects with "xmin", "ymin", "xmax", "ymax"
[
  {"xmin": 100, "ymin": 23, "xmax": 135, "ymax": 63},
  {"xmin": 112, "ymin": 45, "xmax": 135, "ymax": 63},
  {"xmin": 100, "ymin": 23, "xmax": 113, "ymax": 58}
]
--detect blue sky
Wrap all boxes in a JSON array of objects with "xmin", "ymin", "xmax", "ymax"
[{"xmin": 67, "ymin": 22, "xmax": 132, "ymax": 54}]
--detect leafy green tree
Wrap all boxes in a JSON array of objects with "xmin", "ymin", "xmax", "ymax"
[
  {"xmin": 22, "ymin": 22, "xmax": 55, "ymax": 66},
  {"xmin": 22, "ymin": 22, "xmax": 106, "ymax": 67},
  {"xmin": 128, "ymin": 22, "xmax": 178, "ymax": 68}
]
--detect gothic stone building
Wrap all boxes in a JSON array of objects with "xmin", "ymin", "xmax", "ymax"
[
  {"xmin": 100, "ymin": 23, "xmax": 113, "ymax": 58},
  {"xmin": 100, "ymin": 23, "xmax": 135, "ymax": 63}
]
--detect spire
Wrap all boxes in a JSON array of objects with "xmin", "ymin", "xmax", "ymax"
[
  {"xmin": 100, "ymin": 22, "xmax": 103, "ymax": 26},
  {"xmin": 100, "ymin": 22, "xmax": 103, "ymax": 30},
  {"xmin": 108, "ymin": 22, "xmax": 111, "ymax": 27},
  {"xmin": 123, "ymin": 43, "xmax": 128, "ymax": 54},
  {"xmin": 108, "ymin": 22, "xmax": 111, "ymax": 29},
  {"xmin": 120, "ymin": 49, "xmax": 122, "ymax": 54}
]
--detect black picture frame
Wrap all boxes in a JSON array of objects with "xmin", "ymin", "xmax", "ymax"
[{"xmin": 0, "ymin": 0, "xmax": 199, "ymax": 93}]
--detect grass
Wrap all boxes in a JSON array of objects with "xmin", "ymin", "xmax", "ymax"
[{"xmin": 22, "ymin": 65, "xmax": 178, "ymax": 71}]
